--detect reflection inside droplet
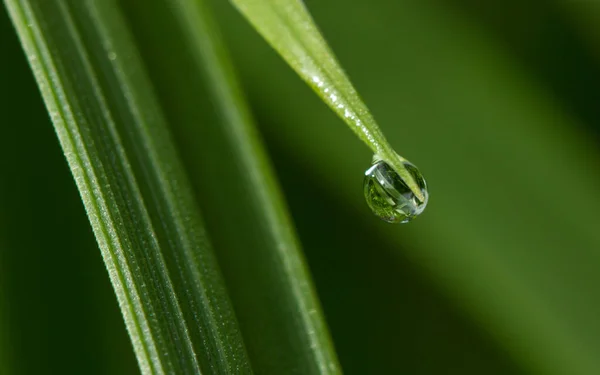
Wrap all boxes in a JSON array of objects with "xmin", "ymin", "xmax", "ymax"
[{"xmin": 363, "ymin": 158, "xmax": 428, "ymax": 224}]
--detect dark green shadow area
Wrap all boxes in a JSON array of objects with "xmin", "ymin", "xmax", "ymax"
[{"xmin": 445, "ymin": 0, "xmax": 600, "ymax": 138}]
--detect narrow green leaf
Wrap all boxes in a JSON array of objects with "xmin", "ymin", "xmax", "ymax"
[
  {"xmin": 4, "ymin": 0, "xmax": 251, "ymax": 373},
  {"xmin": 213, "ymin": 1, "xmax": 600, "ymax": 374},
  {"xmin": 230, "ymin": 0, "xmax": 424, "ymax": 200},
  {"xmin": 117, "ymin": 0, "xmax": 342, "ymax": 373}
]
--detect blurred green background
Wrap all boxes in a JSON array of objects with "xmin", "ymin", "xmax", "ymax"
[{"xmin": 2, "ymin": 0, "xmax": 600, "ymax": 374}]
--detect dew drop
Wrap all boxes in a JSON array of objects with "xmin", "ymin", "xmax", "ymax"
[{"xmin": 363, "ymin": 157, "xmax": 428, "ymax": 224}]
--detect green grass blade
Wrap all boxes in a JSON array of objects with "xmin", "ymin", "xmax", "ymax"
[
  {"xmin": 229, "ymin": 0, "xmax": 423, "ymax": 200},
  {"xmin": 212, "ymin": 1, "xmax": 600, "ymax": 374},
  {"xmin": 1, "ymin": 8, "xmax": 139, "ymax": 371},
  {"xmin": 117, "ymin": 0, "xmax": 342, "ymax": 373},
  {"xmin": 4, "ymin": 0, "xmax": 252, "ymax": 373}
]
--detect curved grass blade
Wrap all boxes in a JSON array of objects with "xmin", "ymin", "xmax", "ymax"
[
  {"xmin": 117, "ymin": 0, "xmax": 342, "ymax": 373},
  {"xmin": 4, "ymin": 0, "xmax": 252, "ymax": 373},
  {"xmin": 229, "ymin": 0, "xmax": 424, "ymax": 200}
]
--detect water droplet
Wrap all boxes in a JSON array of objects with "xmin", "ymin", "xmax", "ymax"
[{"xmin": 364, "ymin": 158, "xmax": 428, "ymax": 224}]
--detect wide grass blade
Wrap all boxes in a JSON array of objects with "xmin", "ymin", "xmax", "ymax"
[
  {"xmin": 118, "ymin": 0, "xmax": 342, "ymax": 373},
  {"xmin": 4, "ymin": 0, "xmax": 251, "ymax": 373}
]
